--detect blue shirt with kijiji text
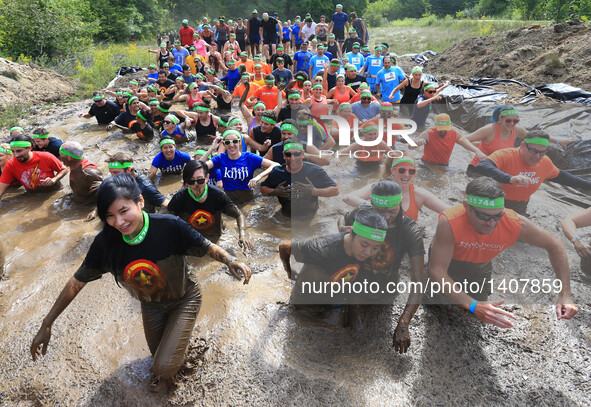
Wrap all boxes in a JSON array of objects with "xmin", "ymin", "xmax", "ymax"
[
  {"xmin": 151, "ymin": 150, "xmax": 192, "ymax": 174},
  {"xmin": 210, "ymin": 152, "xmax": 263, "ymax": 191}
]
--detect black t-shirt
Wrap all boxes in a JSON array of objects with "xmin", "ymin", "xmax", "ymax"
[
  {"xmin": 345, "ymin": 74, "xmax": 367, "ymax": 91},
  {"xmin": 342, "ymin": 37, "xmax": 364, "ymax": 53},
  {"xmin": 261, "ymin": 17, "xmax": 279, "ymax": 38},
  {"xmin": 135, "ymin": 174, "xmax": 166, "ymax": 211},
  {"xmin": 271, "ymin": 53, "xmax": 293, "ymax": 70},
  {"xmin": 278, "ymin": 104, "xmax": 303, "ymax": 122},
  {"xmin": 344, "ymin": 206, "xmax": 425, "ymax": 283},
  {"xmin": 129, "ymin": 120, "xmax": 154, "ymax": 141},
  {"xmin": 157, "ymin": 79, "xmax": 175, "ymax": 100},
  {"xmin": 168, "ymin": 185, "xmax": 241, "ymax": 238},
  {"xmin": 73, "ymin": 213, "xmax": 211, "ymax": 303},
  {"xmin": 251, "ymin": 125, "xmax": 282, "ymax": 154},
  {"xmin": 89, "ymin": 100, "xmax": 121, "ymax": 124},
  {"xmin": 114, "ymin": 111, "xmax": 137, "ymax": 127},
  {"xmin": 248, "ymin": 17, "xmax": 262, "ymax": 36},
  {"xmin": 327, "ymin": 43, "xmax": 339, "ymax": 59},
  {"xmin": 270, "ymin": 139, "xmax": 308, "ymax": 165},
  {"xmin": 33, "ymin": 137, "xmax": 62, "ymax": 159},
  {"xmin": 261, "ymin": 161, "xmax": 336, "ymax": 217},
  {"xmin": 326, "ymin": 72, "xmax": 337, "ymax": 91}
]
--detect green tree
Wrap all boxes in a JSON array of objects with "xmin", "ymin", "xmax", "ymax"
[
  {"xmin": 0, "ymin": 0, "xmax": 98, "ymax": 59},
  {"xmin": 545, "ymin": 0, "xmax": 591, "ymax": 22},
  {"xmin": 510, "ymin": 0, "xmax": 544, "ymax": 19},
  {"xmin": 477, "ymin": 0, "xmax": 509, "ymax": 16},
  {"xmin": 429, "ymin": 0, "xmax": 468, "ymax": 16}
]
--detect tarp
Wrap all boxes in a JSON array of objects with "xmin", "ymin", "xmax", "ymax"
[{"xmin": 524, "ymin": 83, "xmax": 591, "ymax": 106}]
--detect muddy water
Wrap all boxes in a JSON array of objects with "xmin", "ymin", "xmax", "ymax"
[{"xmin": 1, "ymin": 100, "xmax": 591, "ymax": 406}]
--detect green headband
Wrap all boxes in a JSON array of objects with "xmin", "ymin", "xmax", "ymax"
[
  {"xmin": 411, "ymin": 67, "xmax": 423, "ymax": 74},
  {"xmin": 0, "ymin": 146, "xmax": 13, "ymax": 154},
  {"xmin": 108, "ymin": 161, "xmax": 132, "ymax": 169},
  {"xmin": 93, "ymin": 95, "xmax": 105, "ymax": 101},
  {"xmin": 116, "ymin": 91, "xmax": 123, "ymax": 96},
  {"xmin": 176, "ymin": 77, "xmax": 185, "ymax": 82},
  {"xmin": 466, "ymin": 195, "xmax": 505, "ymax": 209},
  {"xmin": 380, "ymin": 105, "xmax": 393, "ymax": 111},
  {"xmin": 435, "ymin": 119, "xmax": 451, "ymax": 126},
  {"xmin": 188, "ymin": 83, "xmax": 197, "ymax": 90},
  {"xmin": 362, "ymin": 125, "xmax": 378, "ymax": 133},
  {"xmin": 207, "ymin": 69, "xmax": 215, "ymax": 74},
  {"xmin": 160, "ymin": 138, "xmax": 176, "ymax": 147},
  {"xmin": 158, "ymin": 106, "xmax": 170, "ymax": 113},
  {"xmin": 303, "ymin": 81, "xmax": 311, "ymax": 86},
  {"xmin": 222, "ymin": 129, "xmax": 241, "ymax": 139},
  {"xmin": 254, "ymin": 102, "xmax": 266, "ymax": 110},
  {"xmin": 261, "ymin": 116, "xmax": 276, "ymax": 125},
  {"xmin": 218, "ymin": 118, "xmax": 228, "ymax": 127},
  {"xmin": 288, "ymin": 93, "xmax": 301, "ymax": 99},
  {"xmin": 361, "ymin": 92, "xmax": 372, "ymax": 98},
  {"xmin": 241, "ymin": 74, "xmax": 250, "ymax": 79},
  {"xmin": 149, "ymin": 64, "xmax": 157, "ymax": 69},
  {"xmin": 165, "ymin": 114, "xmax": 179, "ymax": 124},
  {"xmin": 265, "ymin": 78, "xmax": 275, "ymax": 83},
  {"xmin": 10, "ymin": 141, "xmax": 31, "ymax": 148},
  {"xmin": 296, "ymin": 75, "xmax": 305, "ymax": 80},
  {"xmin": 423, "ymin": 84, "xmax": 436, "ymax": 91},
  {"xmin": 500, "ymin": 109, "xmax": 519, "ymax": 117},
  {"xmin": 137, "ymin": 111, "xmax": 147, "ymax": 121},
  {"xmin": 149, "ymin": 99, "xmax": 160, "ymax": 105},
  {"xmin": 228, "ymin": 117, "xmax": 242, "ymax": 127},
  {"xmin": 194, "ymin": 149, "xmax": 208, "ymax": 157},
  {"xmin": 371, "ymin": 193, "xmax": 402, "ymax": 208},
  {"xmin": 32, "ymin": 133, "xmax": 50, "ymax": 139},
  {"xmin": 10, "ymin": 126, "xmax": 24, "ymax": 133},
  {"xmin": 194, "ymin": 105, "xmax": 210, "ymax": 112},
  {"xmin": 59, "ymin": 146, "xmax": 83, "ymax": 160},
  {"xmin": 148, "ymin": 85, "xmax": 157, "ymax": 92},
  {"xmin": 330, "ymin": 62, "xmax": 341, "ymax": 66},
  {"xmin": 129, "ymin": 80, "xmax": 138, "ymax": 86},
  {"xmin": 524, "ymin": 137, "xmax": 549, "ymax": 147},
  {"xmin": 352, "ymin": 221, "xmax": 386, "ymax": 242},
  {"xmin": 123, "ymin": 92, "xmax": 133, "ymax": 97},
  {"xmin": 312, "ymin": 83, "xmax": 323, "ymax": 89},
  {"xmin": 339, "ymin": 103, "xmax": 351, "ymax": 111},
  {"xmin": 391, "ymin": 156, "xmax": 415, "ymax": 168},
  {"xmin": 283, "ymin": 142, "xmax": 304, "ymax": 152},
  {"xmin": 280, "ymin": 124, "xmax": 299, "ymax": 135},
  {"xmin": 128, "ymin": 96, "xmax": 138, "ymax": 104}
]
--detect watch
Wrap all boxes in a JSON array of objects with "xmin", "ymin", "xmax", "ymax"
[
  {"xmin": 225, "ymin": 256, "xmax": 239, "ymax": 266},
  {"xmin": 572, "ymin": 236, "xmax": 581, "ymax": 242}
]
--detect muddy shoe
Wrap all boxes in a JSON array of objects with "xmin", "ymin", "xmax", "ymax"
[{"xmin": 148, "ymin": 376, "xmax": 171, "ymax": 394}]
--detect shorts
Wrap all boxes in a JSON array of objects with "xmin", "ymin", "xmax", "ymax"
[
  {"xmin": 282, "ymin": 38, "xmax": 290, "ymax": 44},
  {"xmin": 249, "ymin": 34, "xmax": 260, "ymax": 44},
  {"xmin": 333, "ymin": 28, "xmax": 345, "ymax": 41},
  {"xmin": 263, "ymin": 36, "xmax": 279, "ymax": 46}
]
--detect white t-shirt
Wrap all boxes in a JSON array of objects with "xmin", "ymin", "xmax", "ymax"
[{"xmin": 301, "ymin": 23, "xmax": 317, "ymax": 41}]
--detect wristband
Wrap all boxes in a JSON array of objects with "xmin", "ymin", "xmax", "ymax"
[
  {"xmin": 225, "ymin": 256, "xmax": 239, "ymax": 266},
  {"xmin": 572, "ymin": 236, "xmax": 580, "ymax": 242},
  {"xmin": 469, "ymin": 299, "xmax": 478, "ymax": 313}
]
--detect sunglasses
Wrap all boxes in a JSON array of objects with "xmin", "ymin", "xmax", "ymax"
[
  {"xmin": 163, "ymin": 120, "xmax": 173, "ymax": 124},
  {"xmin": 397, "ymin": 167, "xmax": 416, "ymax": 175},
  {"xmin": 285, "ymin": 151, "xmax": 303, "ymax": 158},
  {"xmin": 426, "ymin": 90, "xmax": 436, "ymax": 94},
  {"xmin": 94, "ymin": 99, "xmax": 104, "ymax": 103},
  {"xmin": 525, "ymin": 144, "xmax": 548, "ymax": 156},
  {"xmin": 187, "ymin": 178, "xmax": 207, "ymax": 185},
  {"xmin": 471, "ymin": 206, "xmax": 505, "ymax": 222},
  {"xmin": 361, "ymin": 97, "xmax": 372, "ymax": 101},
  {"xmin": 223, "ymin": 139, "xmax": 240, "ymax": 145},
  {"xmin": 504, "ymin": 119, "xmax": 520, "ymax": 124}
]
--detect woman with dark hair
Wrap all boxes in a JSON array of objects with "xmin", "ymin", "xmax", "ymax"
[
  {"xmin": 148, "ymin": 138, "xmax": 192, "ymax": 181},
  {"xmin": 127, "ymin": 109, "xmax": 155, "ymax": 141},
  {"xmin": 31, "ymin": 174, "xmax": 251, "ymax": 393},
  {"xmin": 183, "ymin": 102, "xmax": 220, "ymax": 143}
]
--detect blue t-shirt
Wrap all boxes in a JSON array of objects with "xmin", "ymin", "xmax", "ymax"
[
  {"xmin": 182, "ymin": 74, "xmax": 196, "ymax": 84},
  {"xmin": 151, "ymin": 150, "xmax": 192, "ymax": 174},
  {"xmin": 221, "ymin": 68, "xmax": 241, "ymax": 91},
  {"xmin": 209, "ymin": 168, "xmax": 223, "ymax": 187},
  {"xmin": 148, "ymin": 72, "xmax": 159, "ymax": 83},
  {"xmin": 345, "ymin": 52, "xmax": 365, "ymax": 71},
  {"xmin": 293, "ymin": 50, "xmax": 312, "ymax": 74},
  {"xmin": 376, "ymin": 66, "xmax": 406, "ymax": 102},
  {"xmin": 411, "ymin": 95, "xmax": 431, "ymax": 128},
  {"xmin": 351, "ymin": 101, "xmax": 380, "ymax": 121},
  {"xmin": 331, "ymin": 12, "xmax": 349, "ymax": 31},
  {"xmin": 282, "ymin": 26, "xmax": 290, "ymax": 40},
  {"xmin": 309, "ymin": 54, "xmax": 329, "ymax": 77},
  {"xmin": 172, "ymin": 48, "xmax": 190, "ymax": 66},
  {"xmin": 161, "ymin": 124, "xmax": 186, "ymax": 140},
  {"xmin": 292, "ymin": 24, "xmax": 303, "ymax": 44},
  {"xmin": 363, "ymin": 55, "xmax": 384, "ymax": 83},
  {"xmin": 170, "ymin": 64, "xmax": 183, "ymax": 74},
  {"xmin": 210, "ymin": 152, "xmax": 263, "ymax": 191}
]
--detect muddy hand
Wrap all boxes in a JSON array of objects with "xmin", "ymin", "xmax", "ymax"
[
  {"xmin": 229, "ymin": 261, "xmax": 252, "ymax": 284},
  {"xmin": 238, "ymin": 237, "xmax": 253, "ymax": 251},
  {"xmin": 574, "ymin": 241, "xmax": 591, "ymax": 260},
  {"xmin": 31, "ymin": 324, "xmax": 52, "ymax": 361},
  {"xmin": 473, "ymin": 299, "xmax": 515, "ymax": 328},
  {"xmin": 274, "ymin": 181, "xmax": 291, "ymax": 199},
  {"xmin": 393, "ymin": 322, "xmax": 411, "ymax": 354}
]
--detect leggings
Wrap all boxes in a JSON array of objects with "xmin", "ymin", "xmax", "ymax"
[{"xmin": 141, "ymin": 283, "xmax": 202, "ymax": 380}]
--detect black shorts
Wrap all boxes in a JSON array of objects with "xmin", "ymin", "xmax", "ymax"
[
  {"xmin": 263, "ymin": 36, "xmax": 278, "ymax": 46},
  {"xmin": 282, "ymin": 38, "xmax": 290, "ymax": 44},
  {"xmin": 249, "ymin": 34, "xmax": 260, "ymax": 44},
  {"xmin": 333, "ymin": 28, "xmax": 345, "ymax": 41}
]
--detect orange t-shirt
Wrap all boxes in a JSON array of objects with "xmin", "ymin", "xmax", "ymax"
[
  {"xmin": 252, "ymin": 86, "xmax": 282, "ymax": 110},
  {"xmin": 238, "ymin": 59, "xmax": 255, "ymax": 74},
  {"xmin": 443, "ymin": 204, "xmax": 521, "ymax": 264},
  {"xmin": 488, "ymin": 148, "xmax": 560, "ymax": 202},
  {"xmin": 233, "ymin": 82, "xmax": 260, "ymax": 104},
  {"xmin": 404, "ymin": 184, "xmax": 419, "ymax": 221},
  {"xmin": 422, "ymin": 128, "xmax": 459, "ymax": 165}
]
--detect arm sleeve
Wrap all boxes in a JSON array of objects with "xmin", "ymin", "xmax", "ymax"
[
  {"xmin": 548, "ymin": 170, "xmax": 591, "ymax": 190},
  {"xmin": 73, "ymin": 234, "xmax": 109, "ymax": 283},
  {"xmin": 151, "ymin": 153, "xmax": 163, "ymax": 168},
  {"xmin": 309, "ymin": 166, "xmax": 337, "ymax": 188},
  {"xmin": 474, "ymin": 158, "xmax": 512, "ymax": 184},
  {"xmin": 176, "ymin": 217, "xmax": 212, "ymax": 258},
  {"xmin": 221, "ymin": 197, "xmax": 242, "ymax": 218},
  {"xmin": 141, "ymin": 182, "xmax": 167, "ymax": 206},
  {"xmin": 114, "ymin": 112, "xmax": 126, "ymax": 126}
]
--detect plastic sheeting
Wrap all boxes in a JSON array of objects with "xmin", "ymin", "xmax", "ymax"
[{"xmin": 524, "ymin": 83, "xmax": 591, "ymax": 106}]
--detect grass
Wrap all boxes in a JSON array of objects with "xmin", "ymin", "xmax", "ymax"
[
  {"xmin": 368, "ymin": 17, "xmax": 550, "ymax": 54},
  {"xmin": 0, "ymin": 103, "xmax": 32, "ymax": 130}
]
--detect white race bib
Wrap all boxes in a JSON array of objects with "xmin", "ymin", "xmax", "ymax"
[
  {"xmin": 371, "ymin": 59, "xmax": 381, "ymax": 67},
  {"xmin": 384, "ymin": 71, "xmax": 396, "ymax": 82},
  {"xmin": 351, "ymin": 57, "xmax": 360, "ymax": 65},
  {"xmin": 316, "ymin": 59, "xmax": 325, "ymax": 67}
]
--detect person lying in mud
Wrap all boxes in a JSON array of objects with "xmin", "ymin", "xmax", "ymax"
[
  {"xmin": 475, "ymin": 130, "xmax": 591, "ymax": 215},
  {"xmin": 561, "ymin": 207, "xmax": 591, "ymax": 275},
  {"xmin": 31, "ymin": 174, "xmax": 252, "ymax": 393},
  {"xmin": 278, "ymin": 210, "xmax": 390, "ymax": 330},
  {"xmin": 31, "ymin": 127, "xmax": 63, "ymax": 160},
  {"xmin": 59, "ymin": 141, "xmax": 103, "ymax": 206},
  {"xmin": 337, "ymin": 179, "xmax": 425, "ymax": 353},
  {"xmin": 78, "ymin": 91, "xmax": 121, "ymax": 125},
  {"xmin": 148, "ymin": 138, "xmax": 192, "ymax": 182},
  {"xmin": 168, "ymin": 160, "xmax": 253, "ymax": 249},
  {"xmin": 428, "ymin": 176, "xmax": 577, "ymax": 328},
  {"xmin": 0, "ymin": 135, "xmax": 68, "ymax": 200},
  {"xmin": 260, "ymin": 139, "xmax": 338, "ymax": 218},
  {"xmin": 127, "ymin": 109, "xmax": 155, "ymax": 141}
]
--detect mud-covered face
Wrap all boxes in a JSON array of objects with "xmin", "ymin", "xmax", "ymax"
[{"xmin": 350, "ymin": 234, "xmax": 384, "ymax": 261}]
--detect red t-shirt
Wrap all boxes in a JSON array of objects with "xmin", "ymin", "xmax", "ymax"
[
  {"xmin": 0, "ymin": 151, "xmax": 64, "ymax": 190},
  {"xmin": 179, "ymin": 26, "xmax": 195, "ymax": 46},
  {"xmin": 488, "ymin": 148, "xmax": 560, "ymax": 202},
  {"xmin": 252, "ymin": 86, "xmax": 282, "ymax": 110},
  {"xmin": 422, "ymin": 128, "xmax": 459, "ymax": 165}
]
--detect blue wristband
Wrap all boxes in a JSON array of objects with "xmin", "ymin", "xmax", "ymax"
[{"xmin": 469, "ymin": 299, "xmax": 478, "ymax": 313}]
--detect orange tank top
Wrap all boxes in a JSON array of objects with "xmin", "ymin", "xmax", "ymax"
[
  {"xmin": 443, "ymin": 205, "xmax": 521, "ymax": 264},
  {"xmin": 404, "ymin": 184, "xmax": 419, "ymax": 221},
  {"xmin": 310, "ymin": 96, "xmax": 330, "ymax": 118},
  {"xmin": 422, "ymin": 128, "xmax": 458, "ymax": 165},
  {"xmin": 469, "ymin": 123, "xmax": 516, "ymax": 167},
  {"xmin": 333, "ymin": 87, "xmax": 351, "ymax": 104}
]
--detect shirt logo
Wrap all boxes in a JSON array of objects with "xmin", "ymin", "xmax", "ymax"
[
  {"xmin": 330, "ymin": 264, "xmax": 360, "ymax": 282},
  {"xmin": 189, "ymin": 209, "xmax": 215, "ymax": 230},
  {"xmin": 370, "ymin": 241, "xmax": 394, "ymax": 272},
  {"xmin": 123, "ymin": 259, "xmax": 166, "ymax": 295}
]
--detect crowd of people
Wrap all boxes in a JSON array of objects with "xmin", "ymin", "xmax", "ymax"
[{"xmin": 1, "ymin": 4, "xmax": 590, "ymax": 394}]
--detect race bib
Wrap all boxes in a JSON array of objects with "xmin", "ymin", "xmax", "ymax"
[
  {"xmin": 384, "ymin": 72, "xmax": 396, "ymax": 82},
  {"xmin": 371, "ymin": 59, "xmax": 381, "ymax": 67},
  {"xmin": 351, "ymin": 57, "xmax": 360, "ymax": 65},
  {"xmin": 316, "ymin": 59, "xmax": 325, "ymax": 67}
]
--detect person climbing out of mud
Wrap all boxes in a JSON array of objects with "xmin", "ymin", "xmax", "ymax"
[
  {"xmin": 561, "ymin": 207, "xmax": 591, "ymax": 275},
  {"xmin": 337, "ymin": 179, "xmax": 426, "ymax": 353},
  {"xmin": 474, "ymin": 130, "xmax": 591, "ymax": 215},
  {"xmin": 465, "ymin": 105, "xmax": 575, "ymax": 176},
  {"xmin": 427, "ymin": 176, "xmax": 577, "ymax": 328},
  {"xmin": 30, "ymin": 174, "xmax": 251, "ymax": 394},
  {"xmin": 278, "ymin": 209, "xmax": 389, "ymax": 330}
]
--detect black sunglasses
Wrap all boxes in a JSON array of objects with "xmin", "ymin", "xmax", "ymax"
[
  {"xmin": 223, "ymin": 139, "xmax": 240, "ymax": 145},
  {"xmin": 426, "ymin": 90, "xmax": 436, "ymax": 94},
  {"xmin": 504, "ymin": 119, "xmax": 520, "ymax": 124},
  {"xmin": 471, "ymin": 206, "xmax": 505, "ymax": 222},
  {"xmin": 163, "ymin": 120, "xmax": 173, "ymax": 124},
  {"xmin": 285, "ymin": 151, "xmax": 303, "ymax": 158},
  {"xmin": 397, "ymin": 168, "xmax": 416, "ymax": 175},
  {"xmin": 525, "ymin": 144, "xmax": 548, "ymax": 156},
  {"xmin": 187, "ymin": 178, "xmax": 206, "ymax": 185}
]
